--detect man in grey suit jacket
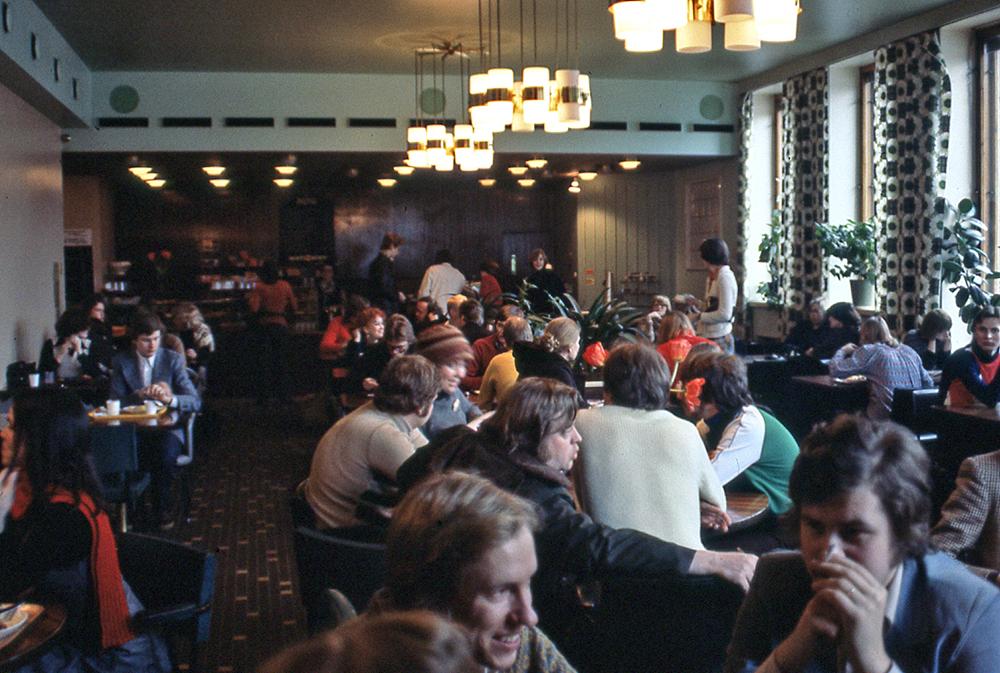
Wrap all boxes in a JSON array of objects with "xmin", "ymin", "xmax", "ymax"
[
  {"xmin": 111, "ymin": 311, "xmax": 201, "ymax": 529},
  {"xmin": 932, "ymin": 449, "xmax": 1000, "ymax": 584}
]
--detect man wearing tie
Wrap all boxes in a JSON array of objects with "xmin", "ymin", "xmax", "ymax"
[{"xmin": 110, "ymin": 311, "xmax": 201, "ymax": 529}]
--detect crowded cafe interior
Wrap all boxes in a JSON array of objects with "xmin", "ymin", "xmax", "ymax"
[{"xmin": 6, "ymin": 0, "xmax": 1000, "ymax": 671}]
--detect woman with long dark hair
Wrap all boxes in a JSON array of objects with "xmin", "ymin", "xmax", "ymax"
[{"xmin": 0, "ymin": 388, "xmax": 169, "ymax": 672}]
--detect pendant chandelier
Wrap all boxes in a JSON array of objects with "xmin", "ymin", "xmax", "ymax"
[
  {"xmin": 608, "ymin": 0, "xmax": 801, "ymax": 53},
  {"xmin": 469, "ymin": 0, "xmax": 592, "ymax": 135}
]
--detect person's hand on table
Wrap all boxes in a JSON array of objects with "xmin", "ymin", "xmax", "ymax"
[
  {"xmin": 186, "ymin": 348, "xmax": 197, "ymax": 360},
  {"xmin": 773, "ymin": 552, "xmax": 892, "ymax": 673},
  {"xmin": 140, "ymin": 383, "xmax": 174, "ymax": 405},
  {"xmin": 700, "ymin": 501, "xmax": 731, "ymax": 532},
  {"xmin": 362, "ymin": 378, "xmax": 379, "ymax": 392}
]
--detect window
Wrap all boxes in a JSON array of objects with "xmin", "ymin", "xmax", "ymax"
[{"xmin": 860, "ymin": 66, "xmax": 875, "ymax": 222}]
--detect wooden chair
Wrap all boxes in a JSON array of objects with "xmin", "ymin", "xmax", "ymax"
[{"xmin": 117, "ymin": 532, "xmax": 216, "ymax": 673}]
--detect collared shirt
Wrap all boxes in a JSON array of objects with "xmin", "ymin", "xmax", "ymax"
[{"xmin": 140, "ymin": 353, "xmax": 156, "ymax": 388}]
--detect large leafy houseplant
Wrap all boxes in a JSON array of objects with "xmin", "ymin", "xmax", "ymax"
[
  {"xmin": 757, "ymin": 210, "xmax": 782, "ymax": 305},
  {"xmin": 940, "ymin": 198, "xmax": 1000, "ymax": 327},
  {"xmin": 813, "ymin": 218, "xmax": 878, "ymax": 284}
]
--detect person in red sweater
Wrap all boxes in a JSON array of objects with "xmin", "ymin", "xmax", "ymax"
[
  {"xmin": 461, "ymin": 304, "xmax": 524, "ymax": 392},
  {"xmin": 249, "ymin": 261, "xmax": 299, "ymax": 405},
  {"xmin": 940, "ymin": 306, "xmax": 1000, "ymax": 407}
]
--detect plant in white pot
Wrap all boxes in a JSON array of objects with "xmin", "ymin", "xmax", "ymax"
[{"xmin": 813, "ymin": 218, "xmax": 878, "ymax": 307}]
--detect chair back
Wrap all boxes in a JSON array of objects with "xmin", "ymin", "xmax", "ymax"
[
  {"xmin": 891, "ymin": 387, "xmax": 939, "ymax": 444},
  {"xmin": 291, "ymin": 526, "xmax": 385, "ymax": 635},
  {"xmin": 116, "ymin": 532, "xmax": 216, "ymax": 646}
]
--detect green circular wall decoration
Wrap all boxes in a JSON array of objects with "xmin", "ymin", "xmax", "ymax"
[
  {"xmin": 420, "ymin": 87, "xmax": 445, "ymax": 115},
  {"xmin": 109, "ymin": 85, "xmax": 139, "ymax": 114},
  {"xmin": 699, "ymin": 95, "xmax": 724, "ymax": 121}
]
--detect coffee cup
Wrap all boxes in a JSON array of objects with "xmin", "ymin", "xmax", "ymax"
[
  {"xmin": 43, "ymin": 371, "xmax": 55, "ymax": 385},
  {"xmin": 144, "ymin": 400, "xmax": 158, "ymax": 415},
  {"xmin": 27, "ymin": 373, "xmax": 39, "ymax": 388},
  {"xmin": 106, "ymin": 399, "xmax": 121, "ymax": 416}
]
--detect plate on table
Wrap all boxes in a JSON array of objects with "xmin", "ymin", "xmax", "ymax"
[
  {"xmin": 122, "ymin": 403, "xmax": 163, "ymax": 415},
  {"xmin": 0, "ymin": 605, "xmax": 27, "ymax": 641},
  {"xmin": 834, "ymin": 374, "xmax": 867, "ymax": 384}
]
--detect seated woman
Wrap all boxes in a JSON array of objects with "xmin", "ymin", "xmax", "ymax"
[
  {"xmin": 724, "ymin": 414, "xmax": 1000, "ymax": 673},
  {"xmin": 939, "ymin": 306, "xmax": 1000, "ymax": 407},
  {"xmin": 830, "ymin": 316, "xmax": 932, "ymax": 419},
  {"xmin": 81, "ymin": 294, "xmax": 116, "ymax": 378},
  {"xmin": 680, "ymin": 353, "xmax": 798, "ymax": 516},
  {"xmin": 414, "ymin": 325, "xmax": 482, "ymax": 440},
  {"xmin": 396, "ymin": 378, "xmax": 757, "ymax": 671},
  {"xmin": 783, "ymin": 299, "xmax": 830, "ymax": 354},
  {"xmin": 512, "ymin": 317, "xmax": 588, "ymax": 408},
  {"xmin": 372, "ymin": 472, "xmax": 576, "ymax": 673},
  {"xmin": 807, "ymin": 302, "xmax": 861, "ymax": 360},
  {"xmin": 261, "ymin": 611, "xmax": 480, "ymax": 673},
  {"xmin": 903, "ymin": 308, "xmax": 952, "ymax": 371},
  {"xmin": 319, "ymin": 294, "xmax": 370, "ymax": 361},
  {"xmin": 171, "ymin": 302, "xmax": 215, "ymax": 372},
  {"xmin": 341, "ymin": 307, "xmax": 386, "ymax": 372},
  {"xmin": 575, "ymin": 344, "xmax": 725, "ymax": 549},
  {"xmin": 458, "ymin": 298, "xmax": 491, "ymax": 345},
  {"xmin": 346, "ymin": 314, "xmax": 414, "ymax": 395},
  {"xmin": 643, "ymin": 295, "xmax": 672, "ymax": 342},
  {"xmin": 656, "ymin": 311, "xmax": 714, "ymax": 380},
  {"xmin": 478, "ymin": 317, "xmax": 534, "ymax": 411},
  {"xmin": 39, "ymin": 308, "xmax": 92, "ymax": 381},
  {"xmin": 0, "ymin": 388, "xmax": 170, "ymax": 672}
]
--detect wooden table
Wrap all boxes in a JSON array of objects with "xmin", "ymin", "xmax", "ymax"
[
  {"xmin": 787, "ymin": 374, "xmax": 869, "ymax": 440},
  {"xmin": 0, "ymin": 604, "xmax": 67, "ymax": 672},
  {"xmin": 930, "ymin": 404, "xmax": 1000, "ymax": 474},
  {"xmin": 724, "ymin": 492, "xmax": 771, "ymax": 533}
]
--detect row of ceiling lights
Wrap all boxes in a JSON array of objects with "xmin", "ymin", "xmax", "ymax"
[
  {"xmin": 379, "ymin": 158, "xmax": 639, "ymax": 190},
  {"xmin": 127, "ymin": 160, "xmax": 299, "ymax": 189}
]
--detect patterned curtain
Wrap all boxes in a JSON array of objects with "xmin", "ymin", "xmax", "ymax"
[
  {"xmin": 734, "ymin": 92, "xmax": 752, "ymax": 337},
  {"xmin": 779, "ymin": 68, "xmax": 829, "ymax": 335},
  {"xmin": 873, "ymin": 31, "xmax": 951, "ymax": 334}
]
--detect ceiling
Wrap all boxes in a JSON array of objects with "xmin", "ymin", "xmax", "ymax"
[{"xmin": 34, "ymin": 0, "xmax": 963, "ymax": 82}]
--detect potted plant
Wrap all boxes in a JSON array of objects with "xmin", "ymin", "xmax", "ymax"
[
  {"xmin": 813, "ymin": 218, "xmax": 878, "ymax": 307},
  {"xmin": 757, "ymin": 210, "xmax": 782, "ymax": 306},
  {"xmin": 939, "ymin": 198, "xmax": 1000, "ymax": 327}
]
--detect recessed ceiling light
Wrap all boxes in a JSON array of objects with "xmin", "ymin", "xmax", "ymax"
[
  {"xmin": 273, "ymin": 178, "xmax": 293, "ymax": 187},
  {"xmin": 202, "ymin": 166, "xmax": 225, "ymax": 176},
  {"xmin": 129, "ymin": 166, "xmax": 152, "ymax": 177},
  {"xmin": 209, "ymin": 178, "xmax": 230, "ymax": 188},
  {"xmin": 578, "ymin": 171, "xmax": 598, "ymax": 181},
  {"xmin": 147, "ymin": 179, "xmax": 166, "ymax": 188},
  {"xmin": 394, "ymin": 165, "xmax": 415, "ymax": 175},
  {"xmin": 140, "ymin": 172, "xmax": 158, "ymax": 181},
  {"xmin": 275, "ymin": 165, "xmax": 297, "ymax": 175},
  {"xmin": 526, "ymin": 158, "xmax": 547, "ymax": 169},
  {"xmin": 378, "ymin": 178, "xmax": 397, "ymax": 187},
  {"xmin": 508, "ymin": 166, "xmax": 529, "ymax": 176},
  {"xmin": 518, "ymin": 178, "xmax": 536, "ymax": 187},
  {"xmin": 619, "ymin": 159, "xmax": 641, "ymax": 170},
  {"xmin": 479, "ymin": 178, "xmax": 496, "ymax": 187}
]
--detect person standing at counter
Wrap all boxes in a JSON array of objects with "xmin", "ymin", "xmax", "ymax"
[
  {"xmin": 694, "ymin": 238, "xmax": 737, "ymax": 355},
  {"xmin": 368, "ymin": 232, "xmax": 405, "ymax": 314},
  {"xmin": 248, "ymin": 261, "xmax": 298, "ymax": 406}
]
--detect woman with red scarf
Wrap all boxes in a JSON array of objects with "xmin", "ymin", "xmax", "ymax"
[{"xmin": 0, "ymin": 389, "xmax": 169, "ymax": 673}]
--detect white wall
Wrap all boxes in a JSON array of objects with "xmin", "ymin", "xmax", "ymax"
[
  {"xmin": 745, "ymin": 91, "xmax": 776, "ymax": 303},
  {"xmin": 0, "ymin": 80, "xmax": 65, "ymax": 365}
]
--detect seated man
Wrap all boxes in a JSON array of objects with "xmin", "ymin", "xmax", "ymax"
[
  {"xmin": 110, "ymin": 311, "xmax": 201, "ymax": 528},
  {"xmin": 371, "ymin": 471, "xmax": 576, "ymax": 672},
  {"xmin": 303, "ymin": 355, "xmax": 439, "ymax": 529},
  {"xmin": 939, "ymin": 305, "xmax": 1000, "ymax": 407},
  {"xmin": 681, "ymin": 353, "xmax": 798, "ymax": 516},
  {"xmin": 575, "ymin": 344, "xmax": 725, "ymax": 550},
  {"xmin": 461, "ymin": 304, "xmax": 524, "ymax": 391},
  {"xmin": 478, "ymin": 316, "xmax": 533, "ymax": 411},
  {"xmin": 931, "ymin": 448, "xmax": 1000, "ymax": 584}
]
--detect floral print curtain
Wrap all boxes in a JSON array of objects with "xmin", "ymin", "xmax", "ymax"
[
  {"xmin": 873, "ymin": 30, "xmax": 951, "ymax": 334},
  {"xmin": 779, "ymin": 67, "xmax": 829, "ymax": 335}
]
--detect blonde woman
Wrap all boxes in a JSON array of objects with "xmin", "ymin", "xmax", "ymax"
[
  {"xmin": 512, "ymin": 316, "xmax": 587, "ymax": 407},
  {"xmin": 172, "ymin": 302, "xmax": 215, "ymax": 369}
]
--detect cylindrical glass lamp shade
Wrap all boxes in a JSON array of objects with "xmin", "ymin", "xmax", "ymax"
[
  {"xmin": 624, "ymin": 28, "xmax": 664, "ymax": 52},
  {"xmin": 556, "ymin": 69, "xmax": 580, "ymax": 124},
  {"xmin": 715, "ymin": 0, "xmax": 753, "ymax": 22},
  {"xmin": 426, "ymin": 124, "xmax": 447, "ymax": 164},
  {"xmin": 566, "ymin": 74, "xmax": 591, "ymax": 129},
  {"xmin": 609, "ymin": 0, "xmax": 653, "ymax": 41},
  {"xmin": 522, "ymin": 66, "xmax": 550, "ymax": 124},
  {"xmin": 486, "ymin": 68, "xmax": 514, "ymax": 127},
  {"xmin": 406, "ymin": 126, "xmax": 428, "ymax": 167},
  {"xmin": 754, "ymin": 0, "xmax": 797, "ymax": 42},
  {"xmin": 676, "ymin": 19, "xmax": 711, "ymax": 53},
  {"xmin": 469, "ymin": 73, "xmax": 491, "ymax": 128},
  {"xmin": 453, "ymin": 124, "xmax": 474, "ymax": 164},
  {"xmin": 646, "ymin": 0, "xmax": 688, "ymax": 30},
  {"xmin": 544, "ymin": 80, "xmax": 568, "ymax": 132},
  {"xmin": 434, "ymin": 154, "xmax": 455, "ymax": 172},
  {"xmin": 473, "ymin": 128, "xmax": 493, "ymax": 169},
  {"xmin": 725, "ymin": 19, "xmax": 760, "ymax": 50}
]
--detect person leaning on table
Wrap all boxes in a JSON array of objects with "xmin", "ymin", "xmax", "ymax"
[
  {"xmin": 938, "ymin": 305, "xmax": 1000, "ymax": 407},
  {"xmin": 724, "ymin": 414, "xmax": 1000, "ymax": 673}
]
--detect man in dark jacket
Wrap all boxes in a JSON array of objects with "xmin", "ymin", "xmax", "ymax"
[{"xmin": 368, "ymin": 232, "xmax": 405, "ymax": 314}]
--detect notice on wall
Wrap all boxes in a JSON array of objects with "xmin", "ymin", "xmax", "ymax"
[{"xmin": 64, "ymin": 229, "xmax": 92, "ymax": 247}]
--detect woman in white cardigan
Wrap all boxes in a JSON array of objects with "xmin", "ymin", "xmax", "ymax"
[{"xmin": 695, "ymin": 237, "xmax": 738, "ymax": 354}]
